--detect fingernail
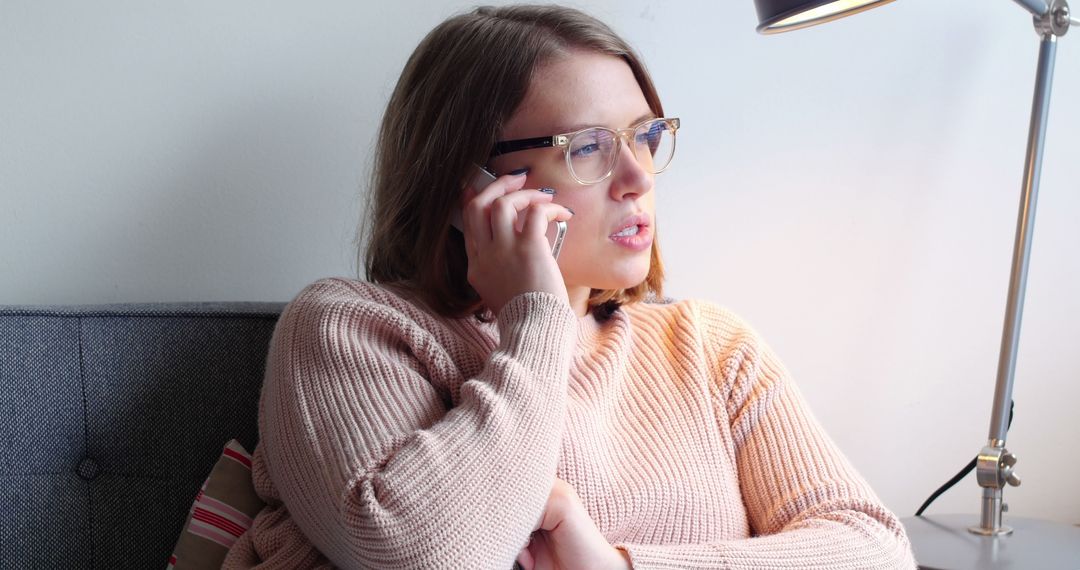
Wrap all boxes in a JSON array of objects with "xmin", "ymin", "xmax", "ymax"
[
  {"xmin": 566, "ymin": 207, "xmax": 575, "ymax": 215},
  {"xmin": 509, "ymin": 167, "xmax": 529, "ymax": 176},
  {"xmin": 539, "ymin": 187, "xmax": 556, "ymax": 195}
]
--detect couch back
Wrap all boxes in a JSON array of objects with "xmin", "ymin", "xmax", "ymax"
[{"xmin": 0, "ymin": 302, "xmax": 285, "ymax": 569}]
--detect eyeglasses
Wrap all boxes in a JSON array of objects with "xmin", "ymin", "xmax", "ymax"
[{"xmin": 490, "ymin": 117, "xmax": 680, "ymax": 185}]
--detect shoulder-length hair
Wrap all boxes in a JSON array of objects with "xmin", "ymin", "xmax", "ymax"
[{"xmin": 361, "ymin": 4, "xmax": 665, "ymax": 321}]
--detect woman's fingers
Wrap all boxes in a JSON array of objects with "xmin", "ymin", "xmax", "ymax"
[
  {"xmin": 527, "ymin": 532, "xmax": 556, "ymax": 570},
  {"xmin": 516, "ymin": 541, "xmax": 535, "ymax": 570},
  {"xmin": 489, "ymin": 190, "xmax": 556, "ymax": 245},
  {"xmin": 461, "ymin": 173, "xmax": 528, "ymax": 244},
  {"xmin": 521, "ymin": 201, "xmax": 573, "ymax": 242},
  {"xmin": 524, "ymin": 478, "xmax": 631, "ymax": 570},
  {"xmin": 458, "ymin": 173, "xmax": 571, "ymax": 314}
]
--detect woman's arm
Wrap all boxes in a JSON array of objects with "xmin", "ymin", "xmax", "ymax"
[
  {"xmin": 258, "ymin": 280, "xmax": 578, "ymax": 569},
  {"xmin": 614, "ymin": 303, "xmax": 916, "ymax": 569}
]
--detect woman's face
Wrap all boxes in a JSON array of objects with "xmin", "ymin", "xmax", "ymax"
[{"xmin": 487, "ymin": 50, "xmax": 656, "ymax": 300}]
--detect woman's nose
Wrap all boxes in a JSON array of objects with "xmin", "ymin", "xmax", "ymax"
[{"xmin": 608, "ymin": 138, "xmax": 653, "ymax": 200}]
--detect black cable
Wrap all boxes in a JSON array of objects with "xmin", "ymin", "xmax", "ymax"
[
  {"xmin": 914, "ymin": 457, "xmax": 977, "ymax": 517},
  {"xmin": 915, "ymin": 400, "xmax": 1014, "ymax": 517}
]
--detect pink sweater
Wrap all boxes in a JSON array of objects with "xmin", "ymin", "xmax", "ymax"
[{"xmin": 223, "ymin": 277, "xmax": 916, "ymax": 569}]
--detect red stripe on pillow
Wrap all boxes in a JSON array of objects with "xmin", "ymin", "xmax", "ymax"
[
  {"xmin": 223, "ymin": 447, "xmax": 253, "ymax": 469},
  {"xmin": 192, "ymin": 507, "xmax": 247, "ymax": 537},
  {"xmin": 199, "ymin": 494, "xmax": 255, "ymax": 526}
]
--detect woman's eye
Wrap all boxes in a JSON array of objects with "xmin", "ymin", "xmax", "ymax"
[
  {"xmin": 638, "ymin": 123, "xmax": 664, "ymax": 143},
  {"xmin": 571, "ymin": 143, "xmax": 600, "ymax": 159}
]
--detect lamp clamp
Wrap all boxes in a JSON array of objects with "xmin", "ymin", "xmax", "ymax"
[
  {"xmin": 975, "ymin": 444, "xmax": 1022, "ymax": 490},
  {"xmin": 1034, "ymin": 0, "xmax": 1071, "ymax": 36},
  {"xmin": 969, "ymin": 444, "xmax": 1021, "ymax": 536}
]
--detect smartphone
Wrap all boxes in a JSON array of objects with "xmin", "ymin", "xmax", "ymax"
[{"xmin": 452, "ymin": 165, "xmax": 567, "ymax": 260}]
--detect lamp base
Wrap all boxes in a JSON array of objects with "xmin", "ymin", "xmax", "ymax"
[{"xmin": 901, "ymin": 514, "xmax": 1080, "ymax": 569}]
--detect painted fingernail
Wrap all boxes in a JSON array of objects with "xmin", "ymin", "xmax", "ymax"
[
  {"xmin": 509, "ymin": 167, "xmax": 530, "ymax": 176},
  {"xmin": 539, "ymin": 187, "xmax": 556, "ymax": 195}
]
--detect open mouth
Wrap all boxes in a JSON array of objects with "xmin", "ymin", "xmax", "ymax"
[{"xmin": 612, "ymin": 225, "xmax": 641, "ymax": 237}]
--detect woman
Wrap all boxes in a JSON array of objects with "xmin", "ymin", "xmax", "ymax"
[{"xmin": 224, "ymin": 5, "xmax": 916, "ymax": 569}]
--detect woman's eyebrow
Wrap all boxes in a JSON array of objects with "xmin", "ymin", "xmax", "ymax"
[{"xmin": 631, "ymin": 111, "xmax": 658, "ymax": 126}]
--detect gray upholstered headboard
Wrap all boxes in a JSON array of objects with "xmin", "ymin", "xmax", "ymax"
[{"xmin": 0, "ymin": 302, "xmax": 285, "ymax": 569}]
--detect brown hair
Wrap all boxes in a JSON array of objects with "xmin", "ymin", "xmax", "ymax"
[{"xmin": 360, "ymin": 4, "xmax": 665, "ymax": 321}]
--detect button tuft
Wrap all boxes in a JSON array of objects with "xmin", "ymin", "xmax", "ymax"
[{"xmin": 76, "ymin": 457, "xmax": 101, "ymax": 481}]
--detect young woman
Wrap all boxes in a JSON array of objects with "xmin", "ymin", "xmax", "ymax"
[{"xmin": 224, "ymin": 5, "xmax": 916, "ymax": 569}]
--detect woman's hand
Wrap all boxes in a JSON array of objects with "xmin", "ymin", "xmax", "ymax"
[
  {"xmin": 460, "ymin": 172, "xmax": 574, "ymax": 315},
  {"xmin": 515, "ymin": 478, "xmax": 632, "ymax": 570}
]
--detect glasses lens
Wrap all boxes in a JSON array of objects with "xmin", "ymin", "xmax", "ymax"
[
  {"xmin": 633, "ymin": 119, "xmax": 676, "ymax": 174},
  {"xmin": 568, "ymin": 128, "xmax": 617, "ymax": 183}
]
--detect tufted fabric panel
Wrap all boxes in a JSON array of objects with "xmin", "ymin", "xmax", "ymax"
[{"xmin": 0, "ymin": 303, "xmax": 284, "ymax": 569}]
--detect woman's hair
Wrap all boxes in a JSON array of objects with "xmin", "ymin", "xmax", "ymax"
[{"xmin": 360, "ymin": 4, "xmax": 665, "ymax": 321}]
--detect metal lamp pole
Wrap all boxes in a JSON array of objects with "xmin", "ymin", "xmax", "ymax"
[{"xmin": 750, "ymin": 0, "xmax": 1080, "ymax": 566}]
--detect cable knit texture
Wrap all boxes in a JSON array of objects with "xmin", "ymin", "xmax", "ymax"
[{"xmin": 221, "ymin": 277, "xmax": 916, "ymax": 569}]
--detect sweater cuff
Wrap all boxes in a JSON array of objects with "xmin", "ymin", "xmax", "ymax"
[{"xmin": 496, "ymin": 291, "xmax": 578, "ymax": 368}]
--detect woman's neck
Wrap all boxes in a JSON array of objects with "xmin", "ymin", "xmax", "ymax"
[{"xmin": 567, "ymin": 285, "xmax": 591, "ymax": 318}]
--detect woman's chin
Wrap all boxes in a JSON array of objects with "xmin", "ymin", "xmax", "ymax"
[{"xmin": 586, "ymin": 265, "xmax": 651, "ymax": 292}]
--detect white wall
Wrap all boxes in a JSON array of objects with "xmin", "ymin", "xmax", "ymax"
[{"xmin": 2, "ymin": 0, "xmax": 1077, "ymax": 524}]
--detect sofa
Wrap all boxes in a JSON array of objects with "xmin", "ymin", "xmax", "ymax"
[{"xmin": 0, "ymin": 302, "xmax": 286, "ymax": 569}]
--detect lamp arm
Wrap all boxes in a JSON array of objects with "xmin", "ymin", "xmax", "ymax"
[
  {"xmin": 972, "ymin": 29, "xmax": 1058, "ymax": 538},
  {"xmin": 1012, "ymin": 0, "xmax": 1050, "ymax": 17}
]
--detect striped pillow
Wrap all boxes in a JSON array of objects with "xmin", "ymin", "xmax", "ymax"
[{"xmin": 167, "ymin": 440, "xmax": 265, "ymax": 570}]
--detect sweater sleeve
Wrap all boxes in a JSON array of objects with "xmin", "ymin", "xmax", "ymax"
[
  {"xmin": 257, "ymin": 281, "xmax": 578, "ymax": 569},
  {"xmin": 615, "ymin": 302, "xmax": 917, "ymax": 569}
]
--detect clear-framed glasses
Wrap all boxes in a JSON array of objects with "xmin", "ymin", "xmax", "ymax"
[{"xmin": 490, "ymin": 117, "xmax": 680, "ymax": 185}]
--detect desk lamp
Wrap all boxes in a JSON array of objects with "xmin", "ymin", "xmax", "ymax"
[{"xmin": 751, "ymin": 1, "xmax": 1080, "ymax": 568}]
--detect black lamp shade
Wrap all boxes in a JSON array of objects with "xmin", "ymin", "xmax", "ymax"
[{"xmin": 753, "ymin": 0, "xmax": 896, "ymax": 34}]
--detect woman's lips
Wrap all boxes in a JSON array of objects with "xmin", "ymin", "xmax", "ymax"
[
  {"xmin": 609, "ymin": 224, "xmax": 652, "ymax": 251},
  {"xmin": 611, "ymin": 213, "xmax": 651, "ymax": 235}
]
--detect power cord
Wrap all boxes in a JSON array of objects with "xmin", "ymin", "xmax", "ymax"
[{"xmin": 915, "ymin": 400, "xmax": 1014, "ymax": 517}]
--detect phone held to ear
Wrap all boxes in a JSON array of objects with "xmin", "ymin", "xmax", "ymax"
[{"xmin": 451, "ymin": 165, "xmax": 567, "ymax": 260}]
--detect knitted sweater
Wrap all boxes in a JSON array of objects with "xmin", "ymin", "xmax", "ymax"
[{"xmin": 222, "ymin": 277, "xmax": 916, "ymax": 569}]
